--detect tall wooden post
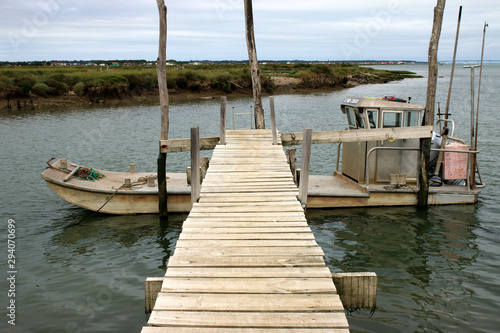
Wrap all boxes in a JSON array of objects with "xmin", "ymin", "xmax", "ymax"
[
  {"xmin": 156, "ymin": 0, "xmax": 169, "ymax": 218},
  {"xmin": 191, "ymin": 127, "xmax": 200, "ymax": 206},
  {"xmin": 220, "ymin": 97, "xmax": 227, "ymax": 145},
  {"xmin": 244, "ymin": 0, "xmax": 265, "ymax": 129},
  {"xmin": 298, "ymin": 128, "xmax": 312, "ymax": 208},
  {"xmin": 418, "ymin": 0, "xmax": 446, "ymax": 207},
  {"xmin": 269, "ymin": 96, "xmax": 277, "ymax": 145}
]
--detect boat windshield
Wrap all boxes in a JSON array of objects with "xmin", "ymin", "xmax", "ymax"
[
  {"xmin": 366, "ymin": 109, "xmax": 378, "ymax": 129},
  {"xmin": 346, "ymin": 107, "xmax": 367, "ymax": 129},
  {"xmin": 406, "ymin": 110, "xmax": 422, "ymax": 127},
  {"xmin": 382, "ymin": 111, "xmax": 403, "ymax": 128}
]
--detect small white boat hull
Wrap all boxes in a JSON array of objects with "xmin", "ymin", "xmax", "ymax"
[{"xmin": 41, "ymin": 159, "xmax": 191, "ymax": 214}]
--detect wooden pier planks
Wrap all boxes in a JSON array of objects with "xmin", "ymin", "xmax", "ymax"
[{"xmin": 143, "ymin": 129, "xmax": 349, "ymax": 332}]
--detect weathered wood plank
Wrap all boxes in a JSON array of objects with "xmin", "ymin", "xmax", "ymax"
[
  {"xmin": 161, "ymin": 277, "xmax": 336, "ymax": 294},
  {"xmin": 166, "ymin": 256, "xmax": 326, "ymax": 267},
  {"xmin": 280, "ymin": 125, "xmax": 433, "ymax": 146},
  {"xmin": 199, "ymin": 192, "xmax": 298, "ymax": 197},
  {"xmin": 193, "ymin": 200, "xmax": 300, "ymax": 205},
  {"xmin": 181, "ymin": 222, "xmax": 310, "ymax": 228},
  {"xmin": 190, "ymin": 206, "xmax": 304, "ymax": 213},
  {"xmin": 153, "ymin": 293, "xmax": 343, "ymax": 311},
  {"xmin": 187, "ymin": 212, "xmax": 305, "ymax": 218},
  {"xmin": 183, "ymin": 216, "xmax": 307, "ymax": 222},
  {"xmin": 165, "ymin": 267, "xmax": 332, "ymax": 278},
  {"xmin": 198, "ymin": 196, "xmax": 298, "ymax": 203},
  {"xmin": 181, "ymin": 227, "xmax": 312, "ymax": 234},
  {"xmin": 200, "ymin": 187, "xmax": 299, "ymax": 194},
  {"xmin": 160, "ymin": 136, "xmax": 219, "ymax": 153},
  {"xmin": 178, "ymin": 233, "xmax": 314, "ymax": 240},
  {"xmin": 142, "ymin": 327, "xmax": 350, "ymax": 333},
  {"xmin": 173, "ymin": 246, "xmax": 324, "ymax": 257},
  {"xmin": 148, "ymin": 311, "xmax": 348, "ymax": 328},
  {"xmin": 174, "ymin": 239, "xmax": 318, "ymax": 248}
]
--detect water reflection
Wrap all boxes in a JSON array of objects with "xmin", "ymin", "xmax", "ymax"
[
  {"xmin": 46, "ymin": 211, "xmax": 186, "ymax": 270},
  {"xmin": 307, "ymin": 206, "xmax": 481, "ymax": 331}
]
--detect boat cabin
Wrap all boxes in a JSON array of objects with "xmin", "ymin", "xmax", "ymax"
[{"xmin": 340, "ymin": 97, "xmax": 424, "ymax": 185}]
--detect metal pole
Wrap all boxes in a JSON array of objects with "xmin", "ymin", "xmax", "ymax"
[
  {"xmin": 471, "ymin": 22, "xmax": 488, "ymax": 187},
  {"xmin": 443, "ymin": 6, "xmax": 462, "ymax": 126},
  {"xmin": 475, "ymin": 22, "xmax": 488, "ymax": 151},
  {"xmin": 463, "ymin": 65, "xmax": 480, "ymax": 146}
]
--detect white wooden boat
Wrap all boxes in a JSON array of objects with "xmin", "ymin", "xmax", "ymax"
[{"xmin": 41, "ymin": 159, "xmax": 191, "ymax": 214}]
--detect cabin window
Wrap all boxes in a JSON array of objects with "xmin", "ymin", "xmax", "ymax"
[
  {"xmin": 382, "ymin": 111, "xmax": 403, "ymax": 128},
  {"xmin": 346, "ymin": 107, "xmax": 357, "ymax": 129},
  {"xmin": 355, "ymin": 109, "xmax": 366, "ymax": 129},
  {"xmin": 406, "ymin": 111, "xmax": 421, "ymax": 127},
  {"xmin": 366, "ymin": 109, "xmax": 378, "ymax": 128}
]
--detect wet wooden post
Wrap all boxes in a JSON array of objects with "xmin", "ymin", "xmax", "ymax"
[
  {"xmin": 270, "ymin": 96, "xmax": 277, "ymax": 145},
  {"xmin": 191, "ymin": 127, "xmax": 200, "ymax": 206},
  {"xmin": 145, "ymin": 277, "xmax": 163, "ymax": 313},
  {"xmin": 286, "ymin": 148, "xmax": 297, "ymax": 185},
  {"xmin": 418, "ymin": 0, "xmax": 445, "ymax": 207},
  {"xmin": 220, "ymin": 97, "xmax": 227, "ymax": 145},
  {"xmin": 156, "ymin": 0, "xmax": 169, "ymax": 218},
  {"xmin": 332, "ymin": 272, "xmax": 377, "ymax": 310},
  {"xmin": 244, "ymin": 0, "xmax": 264, "ymax": 129},
  {"xmin": 298, "ymin": 128, "xmax": 312, "ymax": 208}
]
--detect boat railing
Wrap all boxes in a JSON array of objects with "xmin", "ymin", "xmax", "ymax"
[
  {"xmin": 436, "ymin": 119, "xmax": 456, "ymax": 137},
  {"xmin": 364, "ymin": 146, "xmax": 481, "ymax": 194}
]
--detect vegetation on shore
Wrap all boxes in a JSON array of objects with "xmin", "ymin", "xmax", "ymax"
[{"xmin": 0, "ymin": 63, "xmax": 421, "ymax": 109}]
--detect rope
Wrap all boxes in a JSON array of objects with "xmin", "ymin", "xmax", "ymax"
[{"xmin": 75, "ymin": 167, "xmax": 106, "ymax": 181}]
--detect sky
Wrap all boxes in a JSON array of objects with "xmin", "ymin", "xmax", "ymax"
[{"xmin": 1, "ymin": 0, "xmax": 498, "ymax": 62}]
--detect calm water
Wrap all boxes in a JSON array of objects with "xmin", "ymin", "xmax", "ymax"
[{"xmin": 1, "ymin": 64, "xmax": 499, "ymax": 332}]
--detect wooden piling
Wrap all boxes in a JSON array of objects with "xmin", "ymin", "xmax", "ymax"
[
  {"xmin": 244, "ymin": 0, "xmax": 264, "ymax": 129},
  {"xmin": 419, "ymin": 0, "xmax": 445, "ymax": 207},
  {"xmin": 286, "ymin": 148, "xmax": 297, "ymax": 185},
  {"xmin": 298, "ymin": 128, "xmax": 312, "ymax": 207},
  {"xmin": 145, "ymin": 277, "xmax": 163, "ymax": 313},
  {"xmin": 332, "ymin": 272, "xmax": 377, "ymax": 310},
  {"xmin": 270, "ymin": 96, "xmax": 277, "ymax": 145},
  {"xmin": 220, "ymin": 97, "xmax": 227, "ymax": 145},
  {"xmin": 156, "ymin": 0, "xmax": 169, "ymax": 218},
  {"xmin": 191, "ymin": 127, "xmax": 200, "ymax": 206}
]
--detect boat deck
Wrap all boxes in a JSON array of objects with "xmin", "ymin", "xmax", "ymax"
[{"xmin": 142, "ymin": 129, "xmax": 349, "ymax": 332}]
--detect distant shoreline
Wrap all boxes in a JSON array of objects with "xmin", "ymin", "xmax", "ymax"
[{"xmin": 0, "ymin": 63, "xmax": 421, "ymax": 111}]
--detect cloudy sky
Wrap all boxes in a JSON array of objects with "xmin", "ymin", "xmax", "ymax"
[{"xmin": 1, "ymin": 0, "xmax": 498, "ymax": 62}]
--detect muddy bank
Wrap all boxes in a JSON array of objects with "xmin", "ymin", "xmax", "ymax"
[{"xmin": 0, "ymin": 73, "xmax": 403, "ymax": 111}]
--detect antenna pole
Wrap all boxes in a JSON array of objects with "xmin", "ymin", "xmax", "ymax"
[{"xmin": 443, "ymin": 5, "xmax": 462, "ymax": 127}]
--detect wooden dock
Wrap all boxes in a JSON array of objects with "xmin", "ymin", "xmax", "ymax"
[{"xmin": 142, "ymin": 129, "xmax": 349, "ymax": 332}]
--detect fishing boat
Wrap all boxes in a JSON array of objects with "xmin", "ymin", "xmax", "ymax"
[
  {"xmin": 305, "ymin": 96, "xmax": 483, "ymax": 208},
  {"xmin": 41, "ymin": 159, "xmax": 191, "ymax": 214}
]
